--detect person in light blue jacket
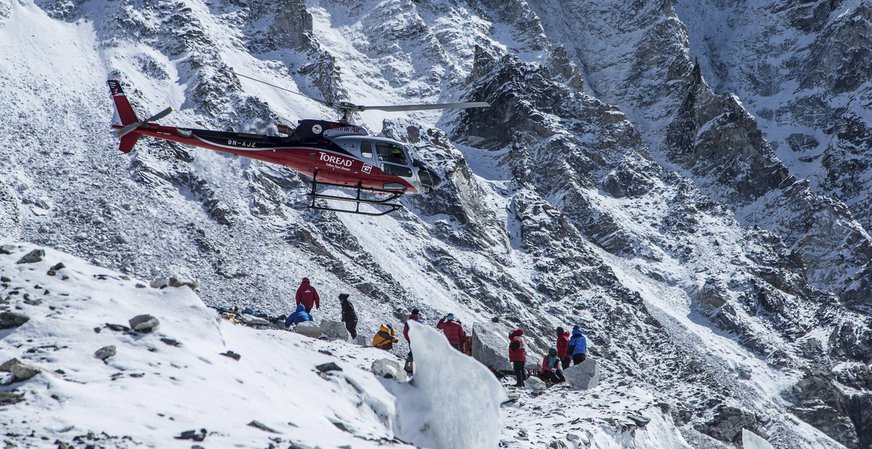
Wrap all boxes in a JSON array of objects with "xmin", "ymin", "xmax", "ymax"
[
  {"xmin": 567, "ymin": 325, "xmax": 587, "ymax": 365},
  {"xmin": 285, "ymin": 304, "xmax": 313, "ymax": 327}
]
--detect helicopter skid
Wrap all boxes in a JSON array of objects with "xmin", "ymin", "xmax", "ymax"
[{"xmin": 308, "ymin": 174, "xmax": 404, "ymax": 216}]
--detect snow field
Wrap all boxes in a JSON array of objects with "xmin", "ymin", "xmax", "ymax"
[{"xmin": 0, "ymin": 242, "xmax": 413, "ymax": 448}]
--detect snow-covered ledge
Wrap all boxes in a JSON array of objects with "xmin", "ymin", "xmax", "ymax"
[{"xmin": 391, "ymin": 321, "xmax": 507, "ymax": 449}]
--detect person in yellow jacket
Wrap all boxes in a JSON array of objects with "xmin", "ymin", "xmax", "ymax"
[{"xmin": 372, "ymin": 323, "xmax": 398, "ymax": 350}]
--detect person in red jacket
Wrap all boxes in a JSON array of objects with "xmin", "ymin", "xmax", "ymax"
[
  {"xmin": 436, "ymin": 313, "xmax": 466, "ymax": 351},
  {"xmin": 556, "ymin": 327, "xmax": 571, "ymax": 369},
  {"xmin": 508, "ymin": 329, "xmax": 527, "ymax": 387},
  {"xmin": 403, "ymin": 308, "xmax": 421, "ymax": 343},
  {"xmin": 295, "ymin": 277, "xmax": 320, "ymax": 312}
]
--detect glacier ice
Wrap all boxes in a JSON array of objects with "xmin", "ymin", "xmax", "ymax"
[{"xmin": 397, "ymin": 321, "xmax": 507, "ymax": 449}]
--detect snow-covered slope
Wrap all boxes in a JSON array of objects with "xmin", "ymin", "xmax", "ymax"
[
  {"xmin": 1, "ymin": 242, "xmax": 721, "ymax": 449},
  {"xmin": 0, "ymin": 242, "xmax": 413, "ymax": 448},
  {"xmin": 1, "ymin": 0, "xmax": 871, "ymax": 448}
]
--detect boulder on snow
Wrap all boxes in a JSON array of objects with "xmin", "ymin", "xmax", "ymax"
[
  {"xmin": 0, "ymin": 391, "xmax": 24, "ymax": 406},
  {"xmin": 0, "ymin": 358, "xmax": 40, "ymax": 382},
  {"xmin": 238, "ymin": 314, "xmax": 271, "ymax": 328},
  {"xmin": 104, "ymin": 323, "xmax": 131, "ymax": 332},
  {"xmin": 247, "ymin": 420, "xmax": 279, "ymax": 433},
  {"xmin": 0, "ymin": 311, "xmax": 29, "ymax": 329},
  {"xmin": 319, "ymin": 319, "xmax": 349, "ymax": 341},
  {"xmin": 0, "ymin": 358, "xmax": 18, "ymax": 373},
  {"xmin": 472, "ymin": 321, "xmax": 512, "ymax": 372},
  {"xmin": 175, "ymin": 429, "xmax": 207, "ymax": 441},
  {"xmin": 371, "ymin": 358, "xmax": 407, "ymax": 382},
  {"xmin": 160, "ymin": 337, "xmax": 182, "ymax": 347},
  {"xmin": 47, "ymin": 262, "xmax": 65, "ymax": 276},
  {"xmin": 316, "ymin": 362, "xmax": 342, "ymax": 373},
  {"xmin": 353, "ymin": 335, "xmax": 368, "ymax": 346},
  {"xmin": 564, "ymin": 358, "xmax": 600, "ymax": 390},
  {"xmin": 15, "ymin": 249, "xmax": 44, "ymax": 264},
  {"xmin": 0, "ymin": 244, "xmax": 16, "ymax": 255},
  {"xmin": 150, "ymin": 277, "xmax": 198, "ymax": 290},
  {"xmin": 128, "ymin": 314, "xmax": 160, "ymax": 333},
  {"xmin": 94, "ymin": 345, "xmax": 116, "ymax": 361},
  {"xmin": 525, "ymin": 375, "xmax": 547, "ymax": 393},
  {"xmin": 169, "ymin": 277, "xmax": 199, "ymax": 290},
  {"xmin": 292, "ymin": 321, "xmax": 323, "ymax": 338},
  {"xmin": 220, "ymin": 351, "xmax": 241, "ymax": 361}
]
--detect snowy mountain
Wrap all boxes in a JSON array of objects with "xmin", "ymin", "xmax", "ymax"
[{"xmin": 1, "ymin": 0, "xmax": 870, "ymax": 448}]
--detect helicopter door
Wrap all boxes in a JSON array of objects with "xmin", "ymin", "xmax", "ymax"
[{"xmin": 375, "ymin": 142, "xmax": 413, "ymax": 178}]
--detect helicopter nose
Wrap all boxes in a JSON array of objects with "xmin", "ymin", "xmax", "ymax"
[{"xmin": 417, "ymin": 167, "xmax": 443, "ymax": 191}]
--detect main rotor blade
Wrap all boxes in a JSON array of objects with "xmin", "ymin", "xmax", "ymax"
[
  {"xmin": 234, "ymin": 72, "xmax": 331, "ymax": 107},
  {"xmin": 357, "ymin": 102, "xmax": 491, "ymax": 112}
]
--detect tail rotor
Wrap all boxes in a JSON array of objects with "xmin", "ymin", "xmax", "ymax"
[{"xmin": 107, "ymin": 80, "xmax": 172, "ymax": 153}]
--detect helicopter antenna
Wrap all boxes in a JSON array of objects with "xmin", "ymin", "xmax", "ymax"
[{"xmin": 235, "ymin": 72, "xmax": 331, "ymax": 106}]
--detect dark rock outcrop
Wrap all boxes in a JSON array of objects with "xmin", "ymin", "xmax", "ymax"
[
  {"xmin": 0, "ymin": 312, "xmax": 29, "ymax": 329},
  {"xmin": 15, "ymin": 249, "xmax": 45, "ymax": 264}
]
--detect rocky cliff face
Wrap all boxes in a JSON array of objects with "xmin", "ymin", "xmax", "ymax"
[{"xmin": 1, "ymin": 0, "xmax": 870, "ymax": 448}]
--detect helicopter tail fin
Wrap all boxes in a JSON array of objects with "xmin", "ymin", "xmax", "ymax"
[
  {"xmin": 108, "ymin": 79, "xmax": 142, "ymax": 153},
  {"xmin": 108, "ymin": 79, "xmax": 139, "ymax": 126}
]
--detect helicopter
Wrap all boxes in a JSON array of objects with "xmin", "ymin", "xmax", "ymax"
[{"xmin": 107, "ymin": 75, "xmax": 489, "ymax": 216}]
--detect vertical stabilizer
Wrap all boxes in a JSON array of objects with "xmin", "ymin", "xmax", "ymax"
[{"xmin": 108, "ymin": 80, "xmax": 139, "ymax": 125}]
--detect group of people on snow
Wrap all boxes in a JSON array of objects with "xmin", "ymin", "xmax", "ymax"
[
  {"xmin": 283, "ymin": 277, "xmax": 588, "ymax": 386},
  {"xmin": 511, "ymin": 325, "xmax": 587, "ymax": 387},
  {"xmin": 282, "ymin": 277, "xmax": 388, "ymax": 349}
]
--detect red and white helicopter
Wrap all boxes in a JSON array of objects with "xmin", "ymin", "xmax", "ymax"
[{"xmin": 108, "ymin": 76, "xmax": 489, "ymax": 215}]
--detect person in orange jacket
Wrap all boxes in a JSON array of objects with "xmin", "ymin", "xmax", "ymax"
[{"xmin": 372, "ymin": 324, "xmax": 398, "ymax": 350}]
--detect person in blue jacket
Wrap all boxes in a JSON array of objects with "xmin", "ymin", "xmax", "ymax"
[
  {"xmin": 567, "ymin": 325, "xmax": 587, "ymax": 365},
  {"xmin": 285, "ymin": 303, "xmax": 313, "ymax": 327}
]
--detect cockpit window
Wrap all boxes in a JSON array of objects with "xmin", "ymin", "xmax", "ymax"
[
  {"xmin": 382, "ymin": 163, "xmax": 413, "ymax": 178},
  {"xmin": 361, "ymin": 141, "xmax": 373, "ymax": 158},
  {"xmin": 375, "ymin": 142, "xmax": 408, "ymax": 165}
]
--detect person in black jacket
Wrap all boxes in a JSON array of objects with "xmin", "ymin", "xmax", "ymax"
[{"xmin": 339, "ymin": 293, "xmax": 358, "ymax": 339}]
